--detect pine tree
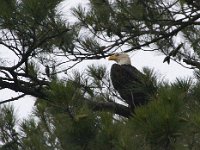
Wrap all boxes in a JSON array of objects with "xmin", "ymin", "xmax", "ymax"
[{"xmin": 0, "ymin": 0, "xmax": 200, "ymax": 149}]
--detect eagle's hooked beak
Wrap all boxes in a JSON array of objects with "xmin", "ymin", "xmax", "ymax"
[{"xmin": 108, "ymin": 54, "xmax": 118, "ymax": 61}]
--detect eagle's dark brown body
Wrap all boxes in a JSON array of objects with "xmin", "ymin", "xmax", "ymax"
[{"xmin": 110, "ymin": 64, "xmax": 148, "ymax": 109}]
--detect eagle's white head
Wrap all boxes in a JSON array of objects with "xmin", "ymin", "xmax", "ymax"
[{"xmin": 108, "ymin": 53, "xmax": 131, "ymax": 65}]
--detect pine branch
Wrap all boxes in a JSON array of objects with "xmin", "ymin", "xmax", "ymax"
[
  {"xmin": 86, "ymin": 99, "xmax": 132, "ymax": 118},
  {"xmin": 0, "ymin": 79, "xmax": 47, "ymax": 99},
  {"xmin": 183, "ymin": 59, "xmax": 200, "ymax": 69}
]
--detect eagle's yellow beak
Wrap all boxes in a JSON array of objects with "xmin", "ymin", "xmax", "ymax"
[{"xmin": 108, "ymin": 55, "xmax": 118, "ymax": 61}]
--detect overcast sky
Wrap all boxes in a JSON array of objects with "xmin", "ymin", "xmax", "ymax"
[{"xmin": 0, "ymin": 0, "xmax": 194, "ymax": 119}]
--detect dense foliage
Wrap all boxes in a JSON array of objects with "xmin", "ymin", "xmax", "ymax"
[{"xmin": 0, "ymin": 0, "xmax": 200, "ymax": 149}]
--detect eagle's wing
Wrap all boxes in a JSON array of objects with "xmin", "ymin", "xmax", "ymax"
[{"xmin": 110, "ymin": 64, "xmax": 147, "ymax": 108}]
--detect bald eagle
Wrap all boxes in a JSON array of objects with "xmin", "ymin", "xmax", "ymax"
[{"xmin": 109, "ymin": 53, "xmax": 155, "ymax": 110}]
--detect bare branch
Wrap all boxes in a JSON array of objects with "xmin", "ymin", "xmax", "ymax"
[{"xmin": 0, "ymin": 94, "xmax": 26, "ymax": 105}]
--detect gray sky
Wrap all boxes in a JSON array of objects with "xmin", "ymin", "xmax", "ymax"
[{"xmin": 0, "ymin": 0, "xmax": 194, "ymax": 119}]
